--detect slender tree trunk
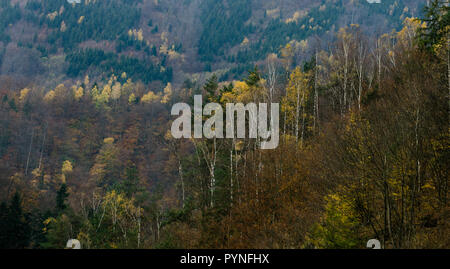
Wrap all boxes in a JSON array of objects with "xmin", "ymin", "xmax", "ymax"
[
  {"xmin": 358, "ymin": 41, "xmax": 365, "ymax": 111},
  {"xmin": 376, "ymin": 38, "xmax": 382, "ymax": 88},
  {"xmin": 178, "ymin": 159, "xmax": 185, "ymax": 208},
  {"xmin": 137, "ymin": 206, "xmax": 141, "ymax": 248},
  {"xmin": 342, "ymin": 40, "xmax": 349, "ymax": 116},
  {"xmin": 211, "ymin": 138, "xmax": 216, "ymax": 208},
  {"xmin": 25, "ymin": 128, "xmax": 34, "ymax": 176},
  {"xmin": 38, "ymin": 125, "xmax": 47, "ymax": 170},
  {"xmin": 230, "ymin": 139, "xmax": 235, "ymax": 204},
  {"xmin": 300, "ymin": 91, "xmax": 306, "ymax": 149},
  {"xmin": 295, "ymin": 83, "xmax": 300, "ymax": 143},
  {"xmin": 314, "ymin": 51, "xmax": 319, "ymax": 132}
]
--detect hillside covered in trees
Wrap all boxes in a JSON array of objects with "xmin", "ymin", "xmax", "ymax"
[
  {"xmin": 0, "ymin": 0, "xmax": 448, "ymax": 249},
  {"xmin": 0, "ymin": 0, "xmax": 427, "ymax": 86}
]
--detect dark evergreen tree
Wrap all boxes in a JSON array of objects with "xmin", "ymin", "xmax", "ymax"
[
  {"xmin": 0, "ymin": 193, "xmax": 31, "ymax": 249},
  {"xmin": 0, "ymin": 202, "xmax": 8, "ymax": 248},
  {"xmin": 244, "ymin": 66, "xmax": 261, "ymax": 87},
  {"xmin": 418, "ymin": 0, "xmax": 450, "ymax": 51},
  {"xmin": 56, "ymin": 184, "xmax": 69, "ymax": 213},
  {"xmin": 203, "ymin": 74, "xmax": 219, "ymax": 102},
  {"xmin": 119, "ymin": 164, "xmax": 140, "ymax": 198}
]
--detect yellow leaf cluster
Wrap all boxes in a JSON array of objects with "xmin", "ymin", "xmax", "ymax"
[
  {"xmin": 19, "ymin": 88, "xmax": 30, "ymax": 102},
  {"xmin": 129, "ymin": 28, "xmax": 144, "ymax": 41},
  {"xmin": 62, "ymin": 160, "xmax": 73, "ymax": 175},
  {"xmin": 111, "ymin": 82, "xmax": 122, "ymax": 100},
  {"xmin": 73, "ymin": 86, "xmax": 84, "ymax": 101},
  {"xmin": 128, "ymin": 93, "xmax": 137, "ymax": 104},
  {"xmin": 44, "ymin": 90, "xmax": 55, "ymax": 102},
  {"xmin": 60, "ymin": 21, "xmax": 67, "ymax": 32},
  {"xmin": 47, "ymin": 11, "xmax": 58, "ymax": 21},
  {"xmin": 103, "ymin": 137, "xmax": 115, "ymax": 144},
  {"xmin": 161, "ymin": 83, "xmax": 173, "ymax": 104},
  {"xmin": 141, "ymin": 90, "xmax": 161, "ymax": 104}
]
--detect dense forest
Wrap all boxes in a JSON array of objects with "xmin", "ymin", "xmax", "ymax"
[
  {"xmin": 0, "ymin": 0, "xmax": 426, "ymax": 85},
  {"xmin": 0, "ymin": 0, "xmax": 448, "ymax": 249}
]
